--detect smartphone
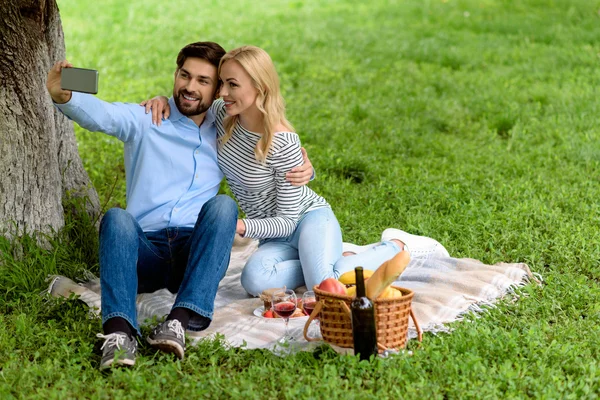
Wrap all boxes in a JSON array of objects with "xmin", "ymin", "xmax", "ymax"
[{"xmin": 61, "ymin": 67, "xmax": 99, "ymax": 94}]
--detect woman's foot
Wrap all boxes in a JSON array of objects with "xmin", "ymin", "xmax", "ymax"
[{"xmin": 381, "ymin": 228, "xmax": 449, "ymax": 259}]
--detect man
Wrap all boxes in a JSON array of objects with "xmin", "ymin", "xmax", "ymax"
[{"xmin": 46, "ymin": 42, "xmax": 313, "ymax": 369}]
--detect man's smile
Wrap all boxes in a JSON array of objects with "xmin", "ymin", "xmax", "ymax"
[{"xmin": 181, "ymin": 93, "xmax": 199, "ymax": 102}]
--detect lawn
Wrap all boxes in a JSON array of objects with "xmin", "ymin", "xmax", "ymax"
[{"xmin": 2, "ymin": 0, "xmax": 600, "ymax": 398}]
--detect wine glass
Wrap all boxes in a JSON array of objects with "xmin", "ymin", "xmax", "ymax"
[
  {"xmin": 272, "ymin": 289, "xmax": 297, "ymax": 343},
  {"xmin": 302, "ymin": 290, "xmax": 320, "ymax": 339}
]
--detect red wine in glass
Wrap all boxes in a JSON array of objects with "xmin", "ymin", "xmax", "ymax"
[
  {"xmin": 272, "ymin": 289, "xmax": 297, "ymax": 343},
  {"xmin": 302, "ymin": 290, "xmax": 321, "ymax": 339},
  {"xmin": 273, "ymin": 301, "xmax": 296, "ymax": 318},
  {"xmin": 303, "ymin": 301, "xmax": 317, "ymax": 316}
]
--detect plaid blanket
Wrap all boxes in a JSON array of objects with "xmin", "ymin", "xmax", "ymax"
[{"xmin": 48, "ymin": 237, "xmax": 537, "ymax": 353}]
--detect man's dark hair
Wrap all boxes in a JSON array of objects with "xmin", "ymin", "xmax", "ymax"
[{"xmin": 176, "ymin": 41, "xmax": 226, "ymax": 69}]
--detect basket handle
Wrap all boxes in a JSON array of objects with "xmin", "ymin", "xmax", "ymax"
[
  {"xmin": 303, "ymin": 300, "xmax": 324, "ymax": 342},
  {"xmin": 340, "ymin": 300, "xmax": 351, "ymax": 316},
  {"xmin": 376, "ymin": 308, "xmax": 423, "ymax": 351},
  {"xmin": 411, "ymin": 308, "xmax": 423, "ymax": 342},
  {"xmin": 370, "ymin": 307, "xmax": 421, "ymax": 352}
]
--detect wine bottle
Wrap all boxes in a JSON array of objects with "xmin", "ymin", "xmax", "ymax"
[{"xmin": 351, "ymin": 267, "xmax": 378, "ymax": 360}]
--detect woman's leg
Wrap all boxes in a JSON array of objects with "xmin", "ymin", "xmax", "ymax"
[
  {"xmin": 334, "ymin": 240, "xmax": 404, "ymax": 276},
  {"xmin": 294, "ymin": 208, "xmax": 343, "ymax": 289},
  {"xmin": 334, "ymin": 227, "xmax": 449, "ymax": 275},
  {"xmin": 342, "ymin": 242, "xmax": 381, "ymax": 257},
  {"xmin": 381, "ymin": 228, "xmax": 450, "ymax": 258},
  {"xmin": 240, "ymin": 240, "xmax": 305, "ymax": 296}
]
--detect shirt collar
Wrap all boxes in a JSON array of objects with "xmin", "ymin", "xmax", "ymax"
[
  {"xmin": 168, "ymin": 97, "xmax": 186, "ymax": 121},
  {"xmin": 168, "ymin": 97, "xmax": 215, "ymax": 127}
]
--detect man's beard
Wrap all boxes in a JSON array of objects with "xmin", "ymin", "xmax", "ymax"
[{"xmin": 173, "ymin": 89, "xmax": 211, "ymax": 117}]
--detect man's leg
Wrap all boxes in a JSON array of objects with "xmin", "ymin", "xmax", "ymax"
[
  {"xmin": 147, "ymin": 195, "xmax": 237, "ymax": 358},
  {"xmin": 97, "ymin": 208, "xmax": 143, "ymax": 369},
  {"xmin": 98, "ymin": 208, "xmax": 168, "ymax": 369}
]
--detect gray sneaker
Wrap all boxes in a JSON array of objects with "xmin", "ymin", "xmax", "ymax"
[
  {"xmin": 147, "ymin": 319, "xmax": 186, "ymax": 359},
  {"xmin": 97, "ymin": 332, "xmax": 137, "ymax": 370}
]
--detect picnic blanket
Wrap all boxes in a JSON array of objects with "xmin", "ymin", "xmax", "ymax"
[{"xmin": 47, "ymin": 236, "xmax": 538, "ymax": 354}]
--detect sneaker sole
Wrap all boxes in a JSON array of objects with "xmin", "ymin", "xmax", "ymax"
[
  {"xmin": 147, "ymin": 338, "xmax": 185, "ymax": 360},
  {"xmin": 100, "ymin": 358, "xmax": 135, "ymax": 370}
]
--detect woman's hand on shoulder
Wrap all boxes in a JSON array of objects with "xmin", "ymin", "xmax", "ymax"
[{"xmin": 140, "ymin": 96, "xmax": 170, "ymax": 126}]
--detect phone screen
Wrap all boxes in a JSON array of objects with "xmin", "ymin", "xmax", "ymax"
[{"xmin": 61, "ymin": 67, "xmax": 99, "ymax": 94}]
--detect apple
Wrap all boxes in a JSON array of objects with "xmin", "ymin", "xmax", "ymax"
[{"xmin": 318, "ymin": 278, "xmax": 347, "ymax": 295}]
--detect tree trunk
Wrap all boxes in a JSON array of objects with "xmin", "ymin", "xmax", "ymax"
[{"xmin": 0, "ymin": 0, "xmax": 100, "ymax": 239}]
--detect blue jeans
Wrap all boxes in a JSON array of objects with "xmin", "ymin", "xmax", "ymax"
[
  {"xmin": 98, "ymin": 195, "xmax": 238, "ymax": 334},
  {"xmin": 334, "ymin": 241, "xmax": 403, "ymax": 273},
  {"xmin": 240, "ymin": 207, "xmax": 343, "ymax": 296}
]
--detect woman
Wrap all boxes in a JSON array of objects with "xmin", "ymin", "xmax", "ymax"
[
  {"xmin": 143, "ymin": 46, "xmax": 449, "ymax": 296},
  {"xmin": 214, "ymin": 46, "xmax": 345, "ymax": 295}
]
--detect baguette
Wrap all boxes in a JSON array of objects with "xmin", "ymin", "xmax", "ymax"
[{"xmin": 365, "ymin": 250, "xmax": 411, "ymax": 300}]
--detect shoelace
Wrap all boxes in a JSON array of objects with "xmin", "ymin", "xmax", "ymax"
[
  {"xmin": 97, "ymin": 332, "xmax": 126, "ymax": 350},
  {"xmin": 167, "ymin": 319, "xmax": 185, "ymax": 340}
]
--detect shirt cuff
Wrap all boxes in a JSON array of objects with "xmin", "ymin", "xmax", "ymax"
[
  {"xmin": 53, "ymin": 91, "xmax": 83, "ymax": 118},
  {"xmin": 241, "ymin": 218, "xmax": 257, "ymax": 239}
]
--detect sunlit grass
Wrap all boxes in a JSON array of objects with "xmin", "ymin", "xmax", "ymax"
[{"xmin": 1, "ymin": 0, "xmax": 600, "ymax": 397}]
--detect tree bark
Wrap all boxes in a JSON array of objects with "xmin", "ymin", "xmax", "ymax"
[{"xmin": 0, "ymin": 0, "xmax": 100, "ymax": 239}]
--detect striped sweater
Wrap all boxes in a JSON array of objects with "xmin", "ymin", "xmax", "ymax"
[{"xmin": 212, "ymin": 99, "xmax": 330, "ymax": 239}]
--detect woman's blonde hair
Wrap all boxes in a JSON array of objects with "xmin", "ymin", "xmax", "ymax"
[{"xmin": 218, "ymin": 46, "xmax": 294, "ymax": 163}]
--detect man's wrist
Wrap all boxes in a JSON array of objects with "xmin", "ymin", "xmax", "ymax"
[{"xmin": 51, "ymin": 92, "xmax": 72, "ymax": 105}]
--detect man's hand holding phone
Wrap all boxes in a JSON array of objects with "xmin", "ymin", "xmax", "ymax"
[
  {"xmin": 46, "ymin": 61, "xmax": 99, "ymax": 104},
  {"xmin": 47, "ymin": 61, "xmax": 73, "ymax": 104}
]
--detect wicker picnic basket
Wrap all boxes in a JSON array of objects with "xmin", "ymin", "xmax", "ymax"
[{"xmin": 303, "ymin": 285, "xmax": 422, "ymax": 351}]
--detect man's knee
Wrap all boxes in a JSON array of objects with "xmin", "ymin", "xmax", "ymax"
[
  {"xmin": 202, "ymin": 195, "xmax": 238, "ymax": 221},
  {"xmin": 100, "ymin": 208, "xmax": 137, "ymax": 236}
]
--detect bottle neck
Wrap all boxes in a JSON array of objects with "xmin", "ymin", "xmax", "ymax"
[{"xmin": 355, "ymin": 267, "xmax": 366, "ymax": 297}]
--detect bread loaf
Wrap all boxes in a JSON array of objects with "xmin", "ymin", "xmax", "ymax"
[
  {"xmin": 259, "ymin": 288, "xmax": 282, "ymax": 310},
  {"xmin": 365, "ymin": 250, "xmax": 410, "ymax": 300},
  {"xmin": 379, "ymin": 286, "xmax": 403, "ymax": 299}
]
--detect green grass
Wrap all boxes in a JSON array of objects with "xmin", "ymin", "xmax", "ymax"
[{"xmin": 2, "ymin": 0, "xmax": 600, "ymax": 397}]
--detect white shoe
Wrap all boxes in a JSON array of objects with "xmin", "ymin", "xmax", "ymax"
[{"xmin": 381, "ymin": 228, "xmax": 450, "ymax": 259}]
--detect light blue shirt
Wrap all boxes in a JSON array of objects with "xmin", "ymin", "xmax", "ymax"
[{"xmin": 55, "ymin": 92, "xmax": 223, "ymax": 231}]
